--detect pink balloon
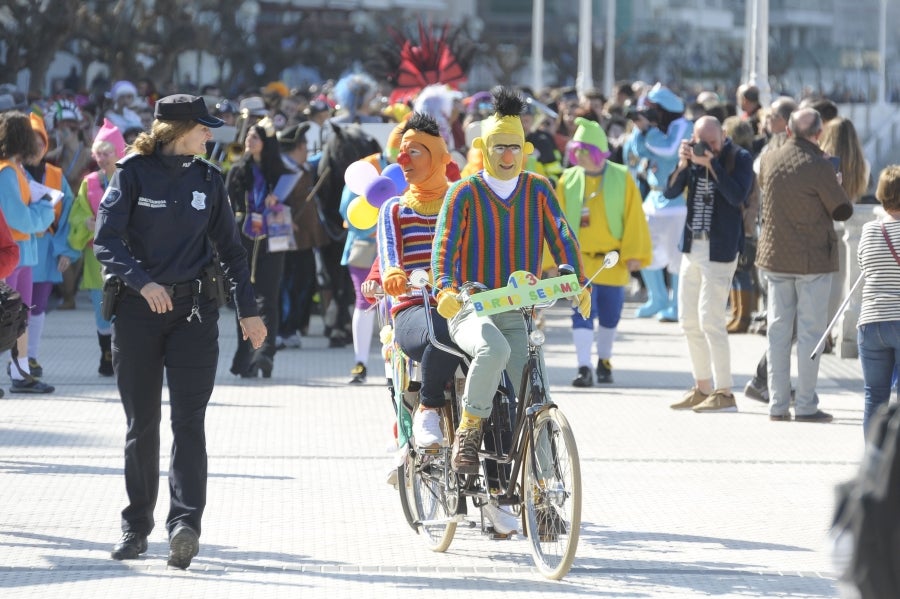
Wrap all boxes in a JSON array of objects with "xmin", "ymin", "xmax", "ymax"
[
  {"xmin": 344, "ymin": 160, "xmax": 378, "ymax": 196},
  {"xmin": 365, "ymin": 176, "xmax": 398, "ymax": 208}
]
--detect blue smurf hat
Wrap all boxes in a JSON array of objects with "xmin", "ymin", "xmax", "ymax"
[{"xmin": 647, "ymin": 83, "xmax": 684, "ymax": 113}]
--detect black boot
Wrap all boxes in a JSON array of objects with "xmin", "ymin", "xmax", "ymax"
[
  {"xmin": 571, "ymin": 366, "xmax": 593, "ymax": 388},
  {"xmin": 98, "ymin": 333, "xmax": 114, "ymax": 377}
]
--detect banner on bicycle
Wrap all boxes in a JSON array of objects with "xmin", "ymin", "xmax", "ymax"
[{"xmin": 471, "ymin": 271, "xmax": 580, "ymax": 316}]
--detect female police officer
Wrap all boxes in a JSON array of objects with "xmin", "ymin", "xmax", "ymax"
[{"xmin": 93, "ymin": 95, "xmax": 266, "ymax": 569}]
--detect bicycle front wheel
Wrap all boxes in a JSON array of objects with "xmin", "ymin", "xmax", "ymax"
[{"xmin": 523, "ymin": 406, "xmax": 582, "ymax": 580}]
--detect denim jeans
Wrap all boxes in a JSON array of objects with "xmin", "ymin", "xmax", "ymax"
[
  {"xmin": 678, "ymin": 240, "xmax": 738, "ymax": 389},
  {"xmin": 763, "ymin": 270, "xmax": 832, "ymax": 417},
  {"xmin": 857, "ymin": 320, "xmax": 900, "ymax": 437}
]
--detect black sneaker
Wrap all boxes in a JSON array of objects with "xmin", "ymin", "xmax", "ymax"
[
  {"xmin": 571, "ymin": 366, "xmax": 593, "ymax": 388},
  {"xmin": 349, "ymin": 362, "xmax": 367, "ymax": 384},
  {"xmin": 110, "ymin": 532, "xmax": 148, "ymax": 560},
  {"xmin": 595, "ymin": 358, "xmax": 613, "ymax": 384},
  {"xmin": 10, "ymin": 378, "xmax": 54, "ymax": 393},
  {"xmin": 743, "ymin": 378, "xmax": 769, "ymax": 403},
  {"xmin": 167, "ymin": 524, "xmax": 200, "ymax": 569}
]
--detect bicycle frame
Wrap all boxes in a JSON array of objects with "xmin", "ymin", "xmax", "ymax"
[{"xmin": 419, "ymin": 274, "xmax": 574, "ymax": 505}]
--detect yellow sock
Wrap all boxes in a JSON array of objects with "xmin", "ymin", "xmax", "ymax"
[{"xmin": 458, "ymin": 410, "xmax": 482, "ymax": 431}]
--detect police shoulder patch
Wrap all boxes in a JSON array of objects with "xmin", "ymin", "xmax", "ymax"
[{"xmin": 101, "ymin": 187, "xmax": 122, "ymax": 206}]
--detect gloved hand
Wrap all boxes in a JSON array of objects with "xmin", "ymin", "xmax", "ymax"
[
  {"xmin": 436, "ymin": 288, "xmax": 463, "ymax": 319},
  {"xmin": 574, "ymin": 286, "xmax": 592, "ymax": 319},
  {"xmin": 381, "ymin": 268, "xmax": 409, "ymax": 298}
]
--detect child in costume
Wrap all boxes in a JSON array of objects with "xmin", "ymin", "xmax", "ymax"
[
  {"xmin": 24, "ymin": 114, "xmax": 80, "ymax": 380},
  {"xmin": 69, "ymin": 119, "xmax": 127, "ymax": 376},
  {"xmin": 555, "ymin": 117, "xmax": 651, "ymax": 387}
]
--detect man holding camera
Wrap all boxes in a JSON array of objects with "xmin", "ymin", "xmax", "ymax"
[{"xmin": 665, "ymin": 116, "xmax": 754, "ymax": 413}]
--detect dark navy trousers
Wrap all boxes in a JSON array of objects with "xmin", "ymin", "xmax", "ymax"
[{"xmin": 112, "ymin": 291, "xmax": 219, "ymax": 537}]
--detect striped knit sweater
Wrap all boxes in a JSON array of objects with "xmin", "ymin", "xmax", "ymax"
[
  {"xmin": 858, "ymin": 218, "xmax": 900, "ymax": 326},
  {"xmin": 377, "ymin": 195, "xmax": 441, "ymax": 315},
  {"xmin": 432, "ymin": 172, "xmax": 585, "ymax": 292}
]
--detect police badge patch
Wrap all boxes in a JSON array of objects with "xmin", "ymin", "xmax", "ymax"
[
  {"xmin": 101, "ymin": 187, "xmax": 121, "ymax": 206},
  {"xmin": 191, "ymin": 191, "xmax": 207, "ymax": 210}
]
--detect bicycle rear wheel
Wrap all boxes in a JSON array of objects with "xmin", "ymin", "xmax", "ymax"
[
  {"xmin": 404, "ymin": 408, "xmax": 458, "ymax": 552},
  {"xmin": 523, "ymin": 406, "xmax": 581, "ymax": 579}
]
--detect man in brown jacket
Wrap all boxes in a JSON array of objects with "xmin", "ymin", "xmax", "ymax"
[{"xmin": 757, "ymin": 107, "xmax": 853, "ymax": 423}]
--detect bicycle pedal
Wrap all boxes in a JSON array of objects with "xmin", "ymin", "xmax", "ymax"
[{"xmin": 489, "ymin": 531, "xmax": 514, "ymax": 540}]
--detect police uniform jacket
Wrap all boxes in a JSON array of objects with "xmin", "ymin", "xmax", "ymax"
[{"xmin": 93, "ymin": 151, "xmax": 259, "ymax": 318}]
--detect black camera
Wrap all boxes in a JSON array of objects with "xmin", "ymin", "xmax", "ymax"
[{"xmin": 691, "ymin": 141, "xmax": 711, "ymax": 156}]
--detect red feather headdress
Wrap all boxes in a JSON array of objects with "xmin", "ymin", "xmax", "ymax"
[{"xmin": 375, "ymin": 22, "xmax": 475, "ymax": 105}]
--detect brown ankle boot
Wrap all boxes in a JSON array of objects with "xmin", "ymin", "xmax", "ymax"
[
  {"xmin": 727, "ymin": 290, "xmax": 755, "ymax": 334},
  {"xmin": 726, "ymin": 289, "xmax": 740, "ymax": 330}
]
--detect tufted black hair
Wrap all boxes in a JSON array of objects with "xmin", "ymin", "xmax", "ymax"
[
  {"xmin": 490, "ymin": 86, "xmax": 526, "ymax": 118},
  {"xmin": 402, "ymin": 112, "xmax": 440, "ymax": 137}
]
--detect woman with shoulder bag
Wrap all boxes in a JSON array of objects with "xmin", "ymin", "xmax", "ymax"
[
  {"xmin": 226, "ymin": 118, "xmax": 288, "ymax": 378},
  {"xmin": 857, "ymin": 165, "xmax": 900, "ymax": 438}
]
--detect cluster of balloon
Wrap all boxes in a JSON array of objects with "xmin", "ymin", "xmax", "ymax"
[{"xmin": 344, "ymin": 161, "xmax": 408, "ymax": 229}]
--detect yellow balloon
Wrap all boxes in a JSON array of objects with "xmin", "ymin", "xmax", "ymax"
[{"xmin": 347, "ymin": 195, "xmax": 379, "ymax": 230}]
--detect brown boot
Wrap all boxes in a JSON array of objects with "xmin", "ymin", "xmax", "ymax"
[
  {"xmin": 727, "ymin": 290, "xmax": 755, "ymax": 334},
  {"xmin": 725, "ymin": 289, "xmax": 739, "ymax": 330}
]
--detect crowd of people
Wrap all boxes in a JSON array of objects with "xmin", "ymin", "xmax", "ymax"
[
  {"xmin": 2, "ymin": 64, "xmax": 897, "ymax": 568},
  {"xmin": 0, "ymin": 74, "xmax": 886, "ymax": 415}
]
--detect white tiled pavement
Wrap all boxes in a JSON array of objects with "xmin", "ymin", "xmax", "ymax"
[{"xmin": 0, "ymin": 292, "xmax": 864, "ymax": 598}]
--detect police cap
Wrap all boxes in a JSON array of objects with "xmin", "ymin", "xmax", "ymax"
[{"xmin": 154, "ymin": 94, "xmax": 224, "ymax": 128}]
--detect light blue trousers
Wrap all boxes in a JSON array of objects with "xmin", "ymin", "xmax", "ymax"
[{"xmin": 762, "ymin": 270, "xmax": 832, "ymax": 416}]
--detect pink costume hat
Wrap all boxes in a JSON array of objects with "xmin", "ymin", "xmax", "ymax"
[{"xmin": 93, "ymin": 118, "xmax": 126, "ymax": 159}]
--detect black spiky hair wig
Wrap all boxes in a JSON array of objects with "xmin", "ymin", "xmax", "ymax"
[
  {"xmin": 490, "ymin": 86, "xmax": 526, "ymax": 118},
  {"xmin": 403, "ymin": 112, "xmax": 441, "ymax": 137}
]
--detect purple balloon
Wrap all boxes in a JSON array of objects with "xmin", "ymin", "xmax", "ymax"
[
  {"xmin": 381, "ymin": 163, "xmax": 408, "ymax": 194},
  {"xmin": 365, "ymin": 176, "xmax": 397, "ymax": 208}
]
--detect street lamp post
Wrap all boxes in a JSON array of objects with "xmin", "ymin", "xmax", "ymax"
[
  {"xmin": 603, "ymin": 0, "xmax": 616, "ymax": 97},
  {"xmin": 577, "ymin": 0, "xmax": 593, "ymax": 93},
  {"xmin": 878, "ymin": 0, "xmax": 887, "ymax": 105},
  {"xmin": 532, "ymin": 0, "xmax": 544, "ymax": 93},
  {"xmin": 746, "ymin": 0, "xmax": 771, "ymax": 108}
]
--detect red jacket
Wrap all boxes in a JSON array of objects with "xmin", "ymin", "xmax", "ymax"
[{"xmin": 0, "ymin": 209, "xmax": 20, "ymax": 278}]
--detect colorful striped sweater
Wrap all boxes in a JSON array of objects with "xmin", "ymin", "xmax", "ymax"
[
  {"xmin": 377, "ymin": 195, "xmax": 441, "ymax": 314},
  {"xmin": 432, "ymin": 172, "xmax": 585, "ymax": 293}
]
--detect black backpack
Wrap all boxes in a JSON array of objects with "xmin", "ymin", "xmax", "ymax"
[
  {"xmin": 0, "ymin": 281, "xmax": 28, "ymax": 354},
  {"xmin": 831, "ymin": 403, "xmax": 900, "ymax": 598}
]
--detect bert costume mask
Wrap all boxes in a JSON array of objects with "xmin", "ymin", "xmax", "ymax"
[{"xmin": 472, "ymin": 88, "xmax": 534, "ymax": 181}]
